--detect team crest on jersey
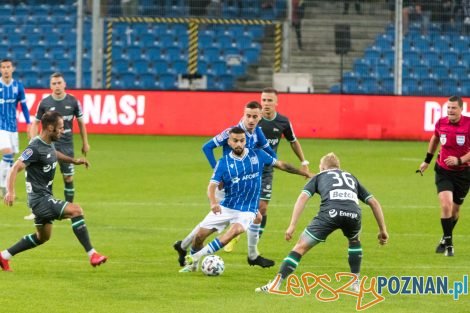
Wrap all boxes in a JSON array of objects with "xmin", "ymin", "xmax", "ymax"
[
  {"xmin": 456, "ymin": 135, "xmax": 465, "ymax": 146},
  {"xmin": 440, "ymin": 134, "xmax": 447, "ymax": 145},
  {"xmin": 232, "ymin": 177, "xmax": 240, "ymax": 184},
  {"xmin": 50, "ymin": 107, "xmax": 56, "ymax": 111},
  {"xmin": 12, "ymin": 86, "xmax": 18, "ymax": 94},
  {"xmin": 21, "ymin": 148, "xmax": 33, "ymax": 161},
  {"xmin": 273, "ymin": 127, "xmax": 280, "ymax": 132},
  {"xmin": 250, "ymin": 157, "xmax": 258, "ymax": 164}
]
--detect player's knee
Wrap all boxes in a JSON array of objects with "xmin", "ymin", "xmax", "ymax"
[
  {"xmin": 349, "ymin": 238, "xmax": 361, "ymax": 246},
  {"xmin": 253, "ymin": 213, "xmax": 262, "ymax": 224},
  {"xmin": 68, "ymin": 203, "xmax": 84, "ymax": 217},
  {"xmin": 258, "ymin": 201, "xmax": 268, "ymax": 215},
  {"xmin": 36, "ymin": 232, "xmax": 50, "ymax": 243},
  {"xmin": 63, "ymin": 175, "xmax": 73, "ymax": 183},
  {"xmin": 194, "ymin": 232, "xmax": 206, "ymax": 246}
]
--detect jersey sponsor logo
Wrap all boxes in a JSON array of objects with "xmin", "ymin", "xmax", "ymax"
[
  {"xmin": 339, "ymin": 210, "xmax": 358, "ymax": 219},
  {"xmin": 456, "ymin": 135, "xmax": 465, "ymax": 146},
  {"xmin": 328, "ymin": 209, "xmax": 337, "ymax": 218},
  {"xmin": 268, "ymin": 138, "xmax": 279, "ymax": 146},
  {"xmin": 65, "ymin": 106, "xmax": 72, "ymax": 109},
  {"xmin": 273, "ymin": 127, "xmax": 280, "ymax": 132},
  {"xmin": 21, "ymin": 148, "xmax": 33, "ymax": 161},
  {"xmin": 231, "ymin": 177, "xmax": 240, "ymax": 184},
  {"xmin": 46, "ymin": 153, "xmax": 51, "ymax": 158},
  {"xmin": 330, "ymin": 189, "xmax": 359, "ymax": 204},
  {"xmin": 242, "ymin": 172, "xmax": 259, "ymax": 181},
  {"xmin": 50, "ymin": 107, "xmax": 56, "ymax": 111},
  {"xmin": 440, "ymin": 134, "xmax": 447, "ymax": 145},
  {"xmin": 43, "ymin": 161, "xmax": 57, "ymax": 173},
  {"xmin": 250, "ymin": 156, "xmax": 259, "ymax": 165}
]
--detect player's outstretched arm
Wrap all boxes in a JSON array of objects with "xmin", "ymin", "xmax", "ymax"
[
  {"xmin": 56, "ymin": 151, "xmax": 90, "ymax": 169},
  {"xmin": 285, "ymin": 192, "xmax": 309, "ymax": 241},
  {"xmin": 419, "ymin": 135, "xmax": 439, "ymax": 174},
  {"xmin": 4, "ymin": 160, "xmax": 25, "ymax": 207},
  {"xmin": 367, "ymin": 197, "xmax": 388, "ymax": 245},
  {"xmin": 274, "ymin": 160, "xmax": 313, "ymax": 178},
  {"xmin": 202, "ymin": 140, "xmax": 218, "ymax": 169}
]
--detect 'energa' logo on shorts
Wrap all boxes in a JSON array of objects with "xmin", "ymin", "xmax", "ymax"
[{"xmin": 328, "ymin": 209, "xmax": 337, "ymax": 218}]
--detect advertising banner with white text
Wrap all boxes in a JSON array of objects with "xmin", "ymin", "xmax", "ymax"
[{"xmin": 18, "ymin": 90, "xmax": 460, "ymax": 141}]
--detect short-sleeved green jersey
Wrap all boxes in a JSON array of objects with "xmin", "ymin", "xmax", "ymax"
[
  {"xmin": 19, "ymin": 137, "xmax": 58, "ymax": 203},
  {"xmin": 34, "ymin": 94, "xmax": 83, "ymax": 146}
]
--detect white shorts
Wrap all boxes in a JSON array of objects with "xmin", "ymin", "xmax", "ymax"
[
  {"xmin": 199, "ymin": 206, "xmax": 256, "ymax": 233},
  {"xmin": 0, "ymin": 130, "xmax": 19, "ymax": 153}
]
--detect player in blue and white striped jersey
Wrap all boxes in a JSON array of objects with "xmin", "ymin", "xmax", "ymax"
[
  {"xmin": 174, "ymin": 101, "xmax": 277, "ymax": 266},
  {"xmin": 179, "ymin": 127, "xmax": 312, "ymax": 273},
  {"xmin": 0, "ymin": 58, "xmax": 31, "ymax": 196}
]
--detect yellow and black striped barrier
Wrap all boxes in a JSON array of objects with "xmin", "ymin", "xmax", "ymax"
[{"xmin": 105, "ymin": 17, "xmax": 283, "ymax": 89}]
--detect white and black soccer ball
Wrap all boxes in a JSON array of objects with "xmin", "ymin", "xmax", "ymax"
[{"xmin": 201, "ymin": 255, "xmax": 225, "ymax": 276}]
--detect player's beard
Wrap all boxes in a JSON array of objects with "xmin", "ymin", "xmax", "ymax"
[{"xmin": 233, "ymin": 147, "xmax": 244, "ymax": 156}]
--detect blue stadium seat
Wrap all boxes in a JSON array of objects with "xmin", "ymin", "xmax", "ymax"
[
  {"xmin": 450, "ymin": 65, "xmax": 469, "ymax": 79},
  {"xmin": 412, "ymin": 35, "xmax": 431, "ymax": 52},
  {"xmin": 201, "ymin": 46, "xmax": 221, "ymax": 60},
  {"xmin": 153, "ymin": 60, "xmax": 169, "ymax": 74},
  {"xmin": 166, "ymin": 46, "xmax": 184, "ymax": 61},
  {"xmin": 421, "ymin": 51, "xmax": 441, "ymax": 67},
  {"xmin": 112, "ymin": 59, "xmax": 130, "ymax": 74},
  {"xmin": 441, "ymin": 78, "xmax": 458, "ymax": 94},
  {"xmin": 158, "ymin": 73, "xmax": 177, "ymax": 89},
  {"xmin": 353, "ymin": 59, "xmax": 370, "ymax": 77},
  {"xmin": 342, "ymin": 76, "xmax": 360, "ymax": 94},
  {"xmin": 402, "ymin": 77, "xmax": 419, "ymax": 95},
  {"xmin": 197, "ymin": 59, "xmax": 208, "ymax": 74},
  {"xmin": 431, "ymin": 65, "xmax": 449, "ymax": 79},
  {"xmin": 375, "ymin": 33, "xmax": 393, "ymax": 51},
  {"xmin": 126, "ymin": 46, "xmax": 142, "ymax": 60},
  {"xmin": 451, "ymin": 37, "xmax": 469, "ymax": 54},
  {"xmin": 432, "ymin": 36, "xmax": 450, "ymax": 53},
  {"xmin": 55, "ymin": 59, "xmax": 75, "ymax": 72},
  {"xmin": 403, "ymin": 51, "xmax": 421, "ymax": 67},
  {"xmin": 218, "ymin": 35, "xmax": 234, "ymax": 49},
  {"xmin": 159, "ymin": 34, "xmax": 175, "ymax": 47},
  {"xmin": 420, "ymin": 77, "xmax": 439, "ymax": 94},
  {"xmin": 171, "ymin": 60, "xmax": 188, "ymax": 74},
  {"xmin": 218, "ymin": 74, "xmax": 235, "ymax": 90},
  {"xmin": 234, "ymin": 33, "xmax": 254, "ymax": 49},
  {"xmin": 198, "ymin": 33, "xmax": 214, "ymax": 48},
  {"xmin": 145, "ymin": 47, "xmax": 161, "ymax": 60},
  {"xmin": 362, "ymin": 77, "xmax": 378, "ymax": 94},
  {"xmin": 134, "ymin": 60, "xmax": 151, "ymax": 73},
  {"xmin": 379, "ymin": 77, "xmax": 394, "ymax": 94},
  {"xmin": 140, "ymin": 73, "xmax": 158, "ymax": 89},
  {"xmin": 329, "ymin": 84, "xmax": 341, "ymax": 94},
  {"xmin": 412, "ymin": 64, "xmax": 429, "ymax": 79},
  {"xmin": 208, "ymin": 61, "xmax": 228, "ymax": 76},
  {"xmin": 248, "ymin": 25, "xmax": 265, "ymax": 39},
  {"xmin": 364, "ymin": 46, "xmax": 381, "ymax": 63},
  {"xmin": 382, "ymin": 49, "xmax": 395, "ymax": 65},
  {"xmin": 11, "ymin": 46, "xmax": 29, "ymax": 59},
  {"xmin": 461, "ymin": 51, "xmax": 470, "ymax": 67},
  {"xmin": 374, "ymin": 63, "xmax": 392, "ymax": 78},
  {"xmin": 228, "ymin": 64, "xmax": 246, "ymax": 76},
  {"xmin": 442, "ymin": 51, "xmax": 459, "ymax": 67},
  {"xmin": 222, "ymin": 4, "xmax": 239, "ymax": 18}
]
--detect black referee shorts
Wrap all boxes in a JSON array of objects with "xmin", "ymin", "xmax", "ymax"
[{"xmin": 435, "ymin": 163, "xmax": 470, "ymax": 205}]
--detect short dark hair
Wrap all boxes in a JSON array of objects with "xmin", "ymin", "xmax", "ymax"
[
  {"xmin": 245, "ymin": 101, "xmax": 262, "ymax": 110},
  {"xmin": 0, "ymin": 58, "xmax": 14, "ymax": 66},
  {"xmin": 41, "ymin": 111, "xmax": 63, "ymax": 131},
  {"xmin": 229, "ymin": 126, "xmax": 245, "ymax": 135},
  {"xmin": 50, "ymin": 72, "xmax": 64, "ymax": 80},
  {"xmin": 262, "ymin": 87, "xmax": 278, "ymax": 95},
  {"xmin": 449, "ymin": 95, "xmax": 463, "ymax": 108}
]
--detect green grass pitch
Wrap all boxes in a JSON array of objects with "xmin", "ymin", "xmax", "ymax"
[{"xmin": 0, "ymin": 134, "xmax": 468, "ymax": 312}]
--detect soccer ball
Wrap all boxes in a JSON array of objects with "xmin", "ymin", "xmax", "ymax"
[{"xmin": 201, "ymin": 255, "xmax": 225, "ymax": 276}]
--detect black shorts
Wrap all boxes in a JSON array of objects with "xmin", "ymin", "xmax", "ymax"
[
  {"xmin": 56, "ymin": 144, "xmax": 75, "ymax": 176},
  {"xmin": 304, "ymin": 208, "xmax": 361, "ymax": 241},
  {"xmin": 260, "ymin": 168, "xmax": 274, "ymax": 201},
  {"xmin": 434, "ymin": 163, "xmax": 470, "ymax": 205},
  {"xmin": 29, "ymin": 196, "xmax": 68, "ymax": 225}
]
